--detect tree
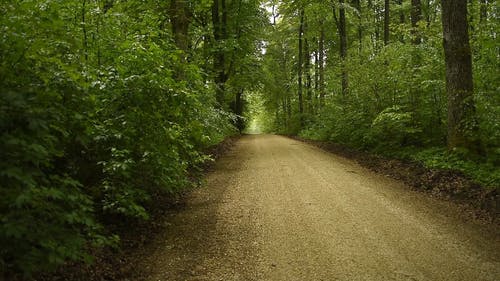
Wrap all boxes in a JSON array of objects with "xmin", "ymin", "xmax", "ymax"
[
  {"xmin": 336, "ymin": 0, "xmax": 348, "ymax": 97},
  {"xmin": 352, "ymin": 0, "xmax": 362, "ymax": 52},
  {"xmin": 441, "ymin": 0, "xmax": 481, "ymax": 152},
  {"xmin": 384, "ymin": 0, "xmax": 390, "ymax": 45},
  {"xmin": 298, "ymin": 8, "xmax": 305, "ymax": 115},
  {"xmin": 411, "ymin": 0, "xmax": 422, "ymax": 44},
  {"xmin": 318, "ymin": 20, "xmax": 326, "ymax": 107},
  {"xmin": 169, "ymin": 0, "xmax": 191, "ymax": 52},
  {"xmin": 212, "ymin": 0, "xmax": 229, "ymax": 106}
]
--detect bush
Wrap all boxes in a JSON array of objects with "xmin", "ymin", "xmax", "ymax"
[
  {"xmin": 0, "ymin": 0, "xmax": 237, "ymax": 276},
  {"xmin": 0, "ymin": 71, "xmax": 107, "ymax": 276},
  {"xmin": 413, "ymin": 148, "xmax": 500, "ymax": 188},
  {"xmin": 370, "ymin": 106, "xmax": 422, "ymax": 148}
]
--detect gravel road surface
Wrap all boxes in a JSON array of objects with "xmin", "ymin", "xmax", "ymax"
[{"xmin": 138, "ymin": 134, "xmax": 499, "ymax": 281}]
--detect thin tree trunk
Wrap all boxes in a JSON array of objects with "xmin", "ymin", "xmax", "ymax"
[
  {"xmin": 319, "ymin": 21, "xmax": 325, "ymax": 107},
  {"xmin": 286, "ymin": 95, "xmax": 292, "ymax": 130},
  {"xmin": 169, "ymin": 0, "xmax": 190, "ymax": 52},
  {"xmin": 384, "ymin": 0, "xmax": 390, "ymax": 45},
  {"xmin": 339, "ymin": 0, "xmax": 349, "ymax": 97},
  {"xmin": 314, "ymin": 37, "xmax": 319, "ymax": 110},
  {"xmin": 441, "ymin": 0, "xmax": 481, "ymax": 152},
  {"xmin": 305, "ymin": 36, "xmax": 312, "ymax": 114},
  {"xmin": 82, "ymin": 0, "xmax": 88, "ymax": 62},
  {"xmin": 352, "ymin": 0, "xmax": 362, "ymax": 53},
  {"xmin": 339, "ymin": 0, "xmax": 347, "ymax": 60},
  {"xmin": 298, "ymin": 8, "xmax": 304, "ymax": 115},
  {"xmin": 396, "ymin": 0, "xmax": 405, "ymax": 42},
  {"xmin": 272, "ymin": 5, "xmax": 278, "ymax": 25},
  {"xmin": 282, "ymin": 99, "xmax": 287, "ymax": 130},
  {"xmin": 234, "ymin": 90, "xmax": 244, "ymax": 132},
  {"xmin": 96, "ymin": 6, "xmax": 102, "ymax": 66},
  {"xmin": 409, "ymin": 0, "xmax": 422, "ymax": 116},
  {"xmin": 221, "ymin": 0, "xmax": 227, "ymax": 38},
  {"xmin": 212, "ymin": 0, "xmax": 228, "ymax": 106},
  {"xmin": 411, "ymin": 0, "xmax": 422, "ymax": 44},
  {"xmin": 371, "ymin": 2, "xmax": 380, "ymax": 50}
]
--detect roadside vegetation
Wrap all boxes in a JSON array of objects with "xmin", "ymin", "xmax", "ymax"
[
  {"xmin": 0, "ymin": 0, "xmax": 264, "ymax": 278},
  {"xmin": 257, "ymin": 0, "xmax": 499, "ymax": 189}
]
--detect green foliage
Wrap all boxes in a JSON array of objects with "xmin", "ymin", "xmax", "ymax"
[
  {"xmin": 0, "ymin": 0, "xmax": 243, "ymax": 277},
  {"xmin": 370, "ymin": 106, "xmax": 422, "ymax": 147},
  {"xmin": 259, "ymin": 0, "xmax": 499, "ymax": 189},
  {"xmin": 412, "ymin": 148, "xmax": 500, "ymax": 188},
  {"xmin": 0, "ymin": 72, "xmax": 104, "ymax": 276}
]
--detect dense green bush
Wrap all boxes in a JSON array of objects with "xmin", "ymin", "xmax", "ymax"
[
  {"xmin": 412, "ymin": 148, "xmax": 500, "ymax": 188},
  {"xmin": 0, "ymin": 0, "xmax": 239, "ymax": 277},
  {"xmin": 370, "ymin": 106, "xmax": 422, "ymax": 147},
  {"xmin": 0, "ymin": 90, "xmax": 105, "ymax": 274}
]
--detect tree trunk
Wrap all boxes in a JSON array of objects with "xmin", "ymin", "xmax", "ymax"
[
  {"xmin": 339, "ymin": 0, "xmax": 348, "ymax": 97},
  {"xmin": 319, "ymin": 21, "xmax": 325, "ymax": 107},
  {"xmin": 396, "ymin": 0, "xmax": 405, "ymax": 42},
  {"xmin": 305, "ymin": 37, "xmax": 312, "ymax": 114},
  {"xmin": 411, "ymin": 0, "xmax": 422, "ymax": 44},
  {"xmin": 409, "ymin": 0, "xmax": 422, "ymax": 117},
  {"xmin": 441, "ymin": 0, "xmax": 481, "ymax": 152},
  {"xmin": 234, "ymin": 90, "xmax": 244, "ymax": 132},
  {"xmin": 286, "ymin": 95, "xmax": 292, "ymax": 131},
  {"xmin": 314, "ymin": 37, "xmax": 319, "ymax": 110},
  {"xmin": 384, "ymin": 0, "xmax": 390, "ymax": 45},
  {"xmin": 169, "ymin": 0, "xmax": 190, "ymax": 52},
  {"xmin": 212, "ymin": 0, "xmax": 228, "ymax": 106},
  {"xmin": 282, "ymin": 99, "xmax": 287, "ymax": 130},
  {"xmin": 298, "ymin": 8, "xmax": 304, "ymax": 115},
  {"xmin": 396, "ymin": 0, "xmax": 405, "ymax": 23},
  {"xmin": 82, "ymin": 0, "xmax": 88, "ymax": 62},
  {"xmin": 352, "ymin": 0, "xmax": 362, "ymax": 53}
]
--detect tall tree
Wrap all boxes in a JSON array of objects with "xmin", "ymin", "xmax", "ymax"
[
  {"xmin": 318, "ymin": 20, "xmax": 325, "ymax": 107},
  {"xmin": 337, "ymin": 0, "xmax": 349, "ymax": 96},
  {"xmin": 169, "ymin": 0, "xmax": 191, "ymax": 52},
  {"xmin": 212, "ymin": 0, "xmax": 228, "ymax": 106},
  {"xmin": 411, "ymin": 0, "xmax": 422, "ymax": 44},
  {"xmin": 352, "ymin": 0, "xmax": 362, "ymax": 52},
  {"xmin": 441, "ymin": 0, "xmax": 481, "ymax": 152},
  {"xmin": 384, "ymin": 0, "xmax": 390, "ymax": 45},
  {"xmin": 298, "ymin": 8, "xmax": 305, "ymax": 115},
  {"xmin": 305, "ymin": 35, "xmax": 313, "ymax": 113}
]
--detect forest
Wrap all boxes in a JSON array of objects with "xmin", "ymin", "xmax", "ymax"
[{"xmin": 0, "ymin": 0, "xmax": 498, "ymax": 279}]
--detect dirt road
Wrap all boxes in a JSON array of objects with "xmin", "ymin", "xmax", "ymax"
[{"xmin": 138, "ymin": 135, "xmax": 499, "ymax": 281}]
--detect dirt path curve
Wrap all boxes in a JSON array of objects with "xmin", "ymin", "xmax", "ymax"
[{"xmin": 138, "ymin": 135, "xmax": 499, "ymax": 281}]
